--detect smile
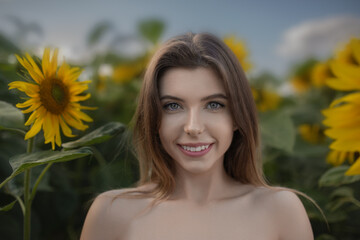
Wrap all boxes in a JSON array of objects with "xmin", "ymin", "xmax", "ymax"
[
  {"xmin": 177, "ymin": 143, "xmax": 213, "ymax": 157},
  {"xmin": 181, "ymin": 144, "xmax": 210, "ymax": 152}
]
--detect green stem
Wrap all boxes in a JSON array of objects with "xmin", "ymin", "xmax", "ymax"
[
  {"xmin": 27, "ymin": 137, "xmax": 34, "ymax": 154},
  {"xmin": 0, "ymin": 175, "xmax": 13, "ymax": 190},
  {"xmin": 29, "ymin": 163, "xmax": 53, "ymax": 203},
  {"xmin": 15, "ymin": 195, "xmax": 25, "ymax": 215},
  {"xmin": 24, "ymin": 137, "xmax": 34, "ymax": 240},
  {"xmin": 350, "ymin": 199, "xmax": 360, "ymax": 208},
  {"xmin": 24, "ymin": 169, "xmax": 31, "ymax": 240}
]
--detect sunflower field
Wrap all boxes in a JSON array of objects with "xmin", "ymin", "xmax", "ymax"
[{"xmin": 0, "ymin": 18, "xmax": 360, "ymax": 240}]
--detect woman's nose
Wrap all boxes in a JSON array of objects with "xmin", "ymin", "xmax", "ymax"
[{"xmin": 184, "ymin": 109, "xmax": 204, "ymax": 136}]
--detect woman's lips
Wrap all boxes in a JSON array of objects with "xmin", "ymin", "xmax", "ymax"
[{"xmin": 177, "ymin": 143, "xmax": 213, "ymax": 157}]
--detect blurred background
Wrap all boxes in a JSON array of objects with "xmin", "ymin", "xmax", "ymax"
[{"xmin": 0, "ymin": 0, "xmax": 360, "ymax": 239}]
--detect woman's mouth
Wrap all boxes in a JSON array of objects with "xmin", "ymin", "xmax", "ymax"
[{"xmin": 177, "ymin": 143, "xmax": 213, "ymax": 157}]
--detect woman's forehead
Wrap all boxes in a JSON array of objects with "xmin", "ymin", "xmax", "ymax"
[{"xmin": 159, "ymin": 67, "xmax": 226, "ymax": 98}]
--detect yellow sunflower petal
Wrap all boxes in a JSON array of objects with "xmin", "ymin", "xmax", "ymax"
[
  {"xmin": 57, "ymin": 62, "xmax": 69, "ymax": 80},
  {"xmin": 330, "ymin": 92, "xmax": 360, "ymax": 108},
  {"xmin": 329, "ymin": 62, "xmax": 360, "ymax": 90},
  {"xmin": 59, "ymin": 117, "xmax": 76, "ymax": 137},
  {"xmin": 345, "ymin": 157, "xmax": 360, "ymax": 176},
  {"xmin": 15, "ymin": 55, "xmax": 43, "ymax": 84},
  {"xmin": 43, "ymin": 111, "xmax": 55, "ymax": 144},
  {"xmin": 68, "ymin": 108, "xmax": 93, "ymax": 122},
  {"xmin": 338, "ymin": 151, "xmax": 347, "ymax": 165},
  {"xmin": 63, "ymin": 68, "xmax": 82, "ymax": 83},
  {"xmin": 330, "ymin": 139, "xmax": 360, "ymax": 152},
  {"xmin": 9, "ymin": 81, "xmax": 39, "ymax": 96},
  {"xmin": 42, "ymin": 48, "xmax": 50, "ymax": 78},
  {"xmin": 351, "ymin": 39, "xmax": 360, "ymax": 65},
  {"xmin": 323, "ymin": 115, "xmax": 360, "ymax": 129},
  {"xmin": 79, "ymin": 105, "xmax": 98, "ymax": 110},
  {"xmin": 326, "ymin": 150, "xmax": 338, "ymax": 166},
  {"xmin": 324, "ymin": 127, "xmax": 360, "ymax": 140},
  {"xmin": 49, "ymin": 49, "xmax": 59, "ymax": 78},
  {"xmin": 349, "ymin": 152, "xmax": 355, "ymax": 164},
  {"xmin": 326, "ymin": 77, "xmax": 359, "ymax": 91},
  {"xmin": 24, "ymin": 117, "xmax": 43, "ymax": 140},
  {"xmin": 20, "ymin": 100, "xmax": 42, "ymax": 114},
  {"xmin": 71, "ymin": 93, "xmax": 91, "ymax": 102},
  {"xmin": 16, "ymin": 98, "xmax": 37, "ymax": 108},
  {"xmin": 322, "ymin": 104, "xmax": 358, "ymax": 119},
  {"xmin": 62, "ymin": 112, "xmax": 88, "ymax": 131},
  {"xmin": 25, "ymin": 53, "xmax": 44, "ymax": 81},
  {"xmin": 24, "ymin": 106, "xmax": 45, "ymax": 126},
  {"xmin": 69, "ymin": 84, "xmax": 88, "ymax": 95},
  {"xmin": 52, "ymin": 115, "xmax": 62, "ymax": 148}
]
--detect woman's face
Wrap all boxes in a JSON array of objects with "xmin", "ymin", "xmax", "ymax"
[{"xmin": 158, "ymin": 67, "xmax": 235, "ymax": 175}]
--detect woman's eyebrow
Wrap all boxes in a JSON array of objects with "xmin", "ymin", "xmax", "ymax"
[
  {"xmin": 201, "ymin": 93, "xmax": 228, "ymax": 101},
  {"xmin": 160, "ymin": 93, "xmax": 228, "ymax": 101},
  {"xmin": 160, "ymin": 95, "xmax": 183, "ymax": 101}
]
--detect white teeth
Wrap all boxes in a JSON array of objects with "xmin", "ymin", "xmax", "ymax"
[{"xmin": 181, "ymin": 144, "xmax": 210, "ymax": 152}]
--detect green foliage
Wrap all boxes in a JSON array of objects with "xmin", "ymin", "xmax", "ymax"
[
  {"xmin": 0, "ymin": 200, "xmax": 17, "ymax": 211},
  {"xmin": 319, "ymin": 166, "xmax": 360, "ymax": 187},
  {"xmin": 0, "ymin": 18, "xmax": 359, "ymax": 240},
  {"xmin": 62, "ymin": 122, "xmax": 125, "ymax": 149},
  {"xmin": 0, "ymin": 148, "xmax": 92, "ymax": 191},
  {"xmin": 0, "ymin": 101, "xmax": 25, "ymax": 130},
  {"xmin": 259, "ymin": 110, "xmax": 295, "ymax": 153},
  {"xmin": 138, "ymin": 18, "xmax": 165, "ymax": 44}
]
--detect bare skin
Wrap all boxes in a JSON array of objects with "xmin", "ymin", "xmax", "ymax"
[
  {"xmin": 81, "ymin": 183, "xmax": 313, "ymax": 240},
  {"xmin": 81, "ymin": 68, "xmax": 313, "ymax": 240}
]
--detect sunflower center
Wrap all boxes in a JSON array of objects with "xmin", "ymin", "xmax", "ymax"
[{"xmin": 40, "ymin": 78, "xmax": 70, "ymax": 114}]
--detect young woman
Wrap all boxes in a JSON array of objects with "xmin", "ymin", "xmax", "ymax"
[{"xmin": 80, "ymin": 32, "xmax": 314, "ymax": 240}]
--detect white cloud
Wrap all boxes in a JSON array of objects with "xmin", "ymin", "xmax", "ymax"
[{"xmin": 276, "ymin": 16, "xmax": 360, "ymax": 61}]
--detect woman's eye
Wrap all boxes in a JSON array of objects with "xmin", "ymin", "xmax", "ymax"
[
  {"xmin": 163, "ymin": 103, "xmax": 181, "ymax": 111},
  {"xmin": 207, "ymin": 102, "xmax": 224, "ymax": 110}
]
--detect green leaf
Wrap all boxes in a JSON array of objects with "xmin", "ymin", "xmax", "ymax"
[
  {"xmin": 0, "ymin": 200, "xmax": 17, "ymax": 212},
  {"xmin": 315, "ymin": 234, "xmax": 337, "ymax": 240},
  {"xmin": 0, "ymin": 101, "xmax": 25, "ymax": 130},
  {"xmin": 319, "ymin": 166, "xmax": 360, "ymax": 187},
  {"xmin": 62, "ymin": 122, "xmax": 126, "ymax": 149},
  {"xmin": 327, "ymin": 197, "xmax": 354, "ymax": 212},
  {"xmin": 4, "ymin": 165, "xmax": 53, "ymax": 198},
  {"xmin": 138, "ymin": 19, "xmax": 165, "ymax": 44},
  {"xmin": 330, "ymin": 186, "xmax": 354, "ymax": 199},
  {"xmin": 259, "ymin": 111, "xmax": 295, "ymax": 153},
  {"xmin": 0, "ymin": 148, "xmax": 92, "ymax": 190}
]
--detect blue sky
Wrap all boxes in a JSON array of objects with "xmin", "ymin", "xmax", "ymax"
[{"xmin": 1, "ymin": 0, "xmax": 360, "ymax": 77}]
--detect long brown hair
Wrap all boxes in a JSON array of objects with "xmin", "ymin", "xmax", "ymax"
[
  {"xmin": 132, "ymin": 32, "xmax": 267, "ymax": 200},
  {"xmin": 117, "ymin": 32, "xmax": 326, "ymax": 226}
]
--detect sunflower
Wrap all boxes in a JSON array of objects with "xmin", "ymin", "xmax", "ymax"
[
  {"xmin": 322, "ymin": 38, "xmax": 360, "ymax": 175},
  {"xmin": 224, "ymin": 35, "xmax": 252, "ymax": 72},
  {"xmin": 291, "ymin": 76, "xmax": 312, "ymax": 93},
  {"xmin": 251, "ymin": 87, "xmax": 281, "ymax": 112},
  {"xmin": 326, "ymin": 150, "xmax": 356, "ymax": 167},
  {"xmin": 9, "ymin": 48, "xmax": 95, "ymax": 150},
  {"xmin": 311, "ymin": 62, "xmax": 333, "ymax": 87},
  {"xmin": 112, "ymin": 61, "xmax": 143, "ymax": 84},
  {"xmin": 298, "ymin": 124, "xmax": 325, "ymax": 144}
]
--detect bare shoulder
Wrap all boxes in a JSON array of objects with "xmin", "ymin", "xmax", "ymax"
[
  {"xmin": 250, "ymin": 187, "xmax": 314, "ymax": 240},
  {"xmin": 80, "ymin": 184, "xmax": 155, "ymax": 240}
]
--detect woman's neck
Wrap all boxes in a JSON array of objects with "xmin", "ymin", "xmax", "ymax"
[{"xmin": 170, "ymin": 159, "xmax": 239, "ymax": 204}]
